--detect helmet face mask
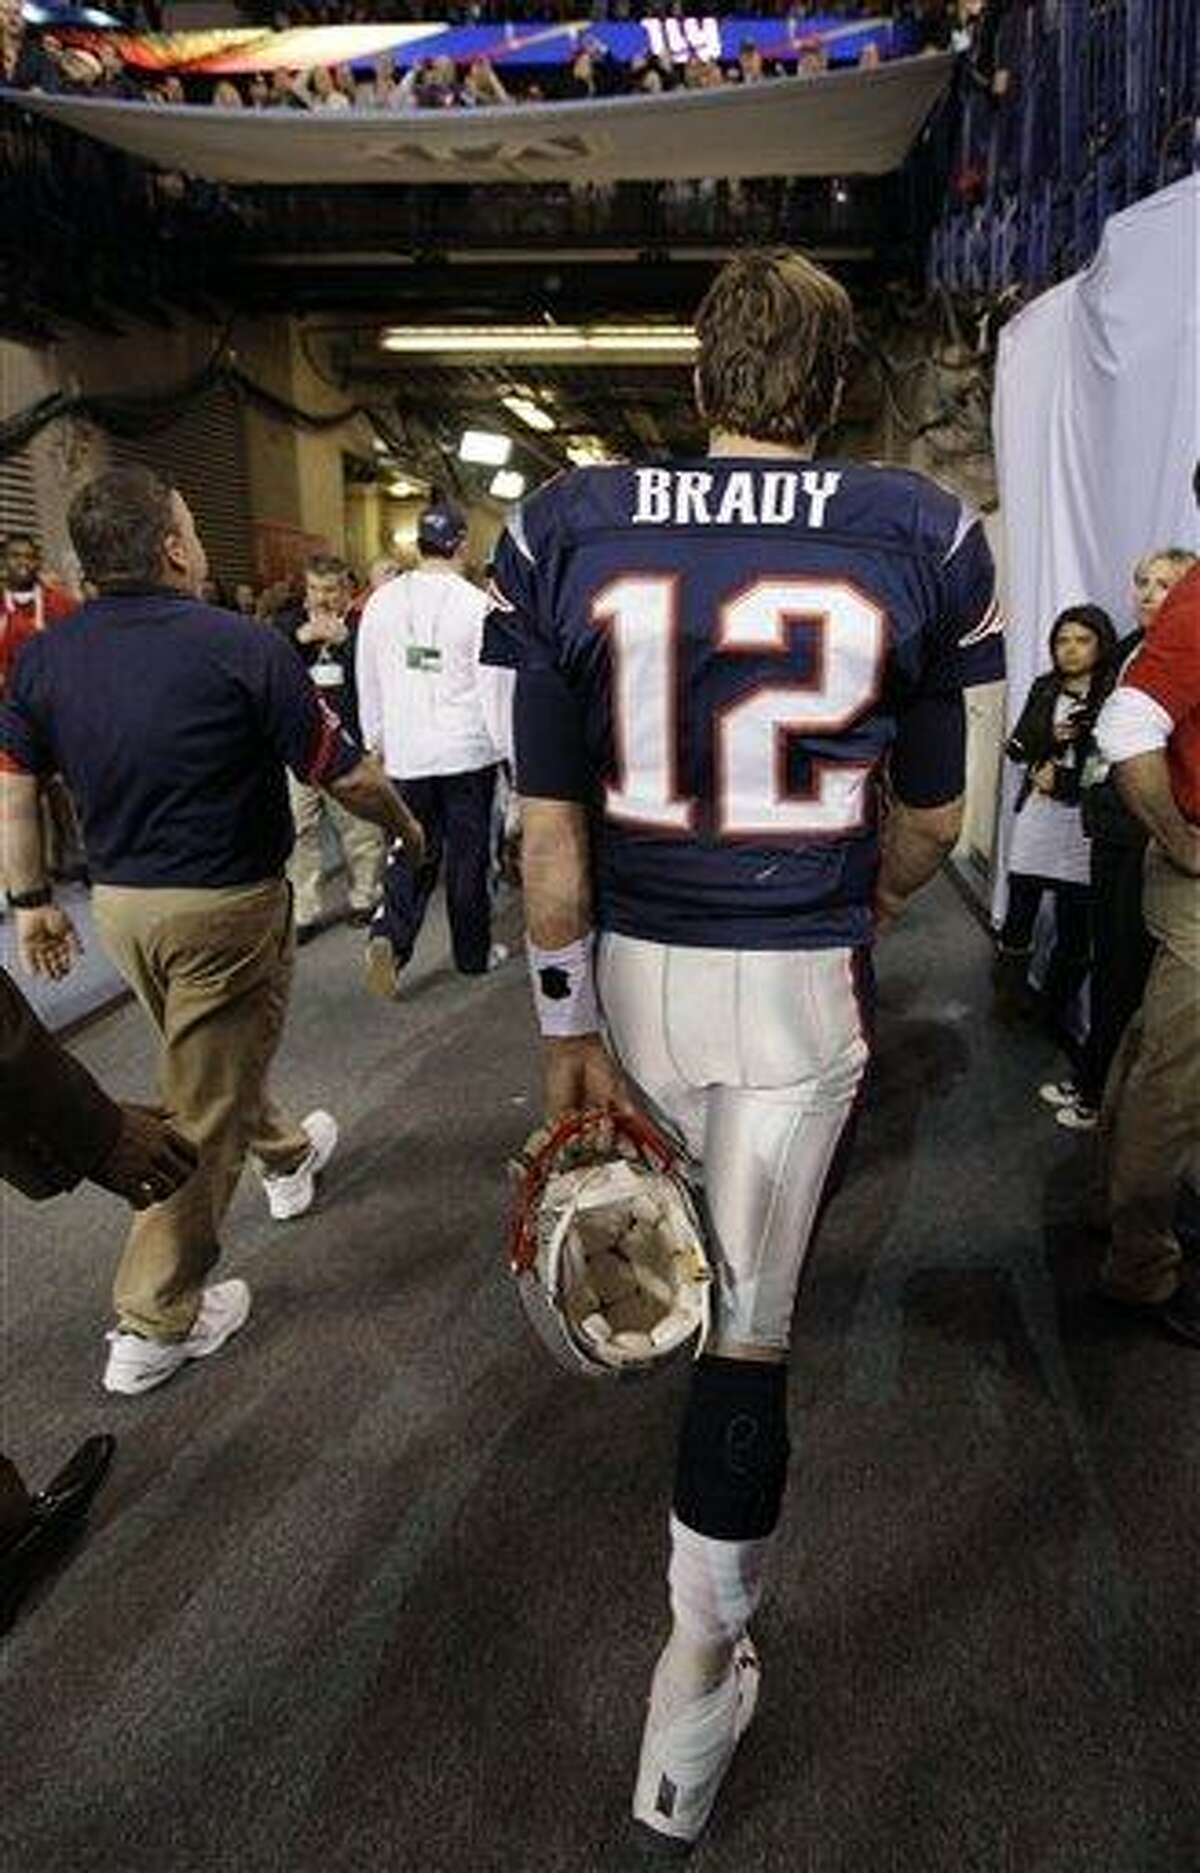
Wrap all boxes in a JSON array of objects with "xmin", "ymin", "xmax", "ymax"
[{"xmin": 509, "ymin": 1112, "xmax": 712, "ymax": 1381}]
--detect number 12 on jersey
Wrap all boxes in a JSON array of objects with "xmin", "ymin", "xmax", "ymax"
[{"xmin": 591, "ymin": 574, "xmax": 885, "ymax": 839}]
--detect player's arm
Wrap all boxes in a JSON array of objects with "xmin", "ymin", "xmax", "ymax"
[
  {"xmin": 877, "ymin": 690, "xmax": 966, "ymax": 929},
  {"xmin": 522, "ymin": 796, "xmax": 634, "ymax": 1119},
  {"xmin": 876, "ymin": 792, "xmax": 964, "ymax": 928},
  {"xmin": 876, "ymin": 498, "xmax": 1002, "ymax": 928},
  {"xmin": 487, "ymin": 509, "xmax": 634, "ymax": 1119}
]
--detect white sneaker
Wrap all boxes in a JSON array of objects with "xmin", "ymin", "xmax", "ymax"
[
  {"xmin": 486, "ymin": 942, "xmax": 510, "ymax": 972},
  {"xmin": 261, "ymin": 1110, "xmax": 338, "ymax": 1221},
  {"xmin": 1056, "ymin": 1099, "xmax": 1099, "ymax": 1132},
  {"xmin": 103, "ymin": 1279, "xmax": 251, "ymax": 1395},
  {"xmin": 632, "ymin": 1634, "xmax": 760, "ymax": 1852},
  {"xmin": 1038, "ymin": 1078, "xmax": 1078, "ymax": 1110}
]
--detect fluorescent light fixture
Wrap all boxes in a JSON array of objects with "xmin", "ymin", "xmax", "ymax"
[
  {"xmin": 386, "ymin": 476, "xmax": 424, "ymax": 499},
  {"xmin": 381, "ymin": 325, "xmax": 697, "ymax": 362},
  {"xmin": 489, "ymin": 469, "xmax": 526, "ymax": 502},
  {"xmin": 372, "ymin": 437, "xmax": 390, "ymax": 453},
  {"xmin": 565, "ymin": 437, "xmax": 612, "ymax": 467},
  {"xmin": 459, "ymin": 428, "xmax": 512, "ymax": 467},
  {"xmin": 500, "ymin": 394, "xmax": 557, "ymax": 434}
]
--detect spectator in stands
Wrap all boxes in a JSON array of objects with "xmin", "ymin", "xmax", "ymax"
[
  {"xmin": 0, "ymin": 466, "xmax": 421, "ymax": 1396},
  {"xmin": 266, "ymin": 67, "xmax": 307, "ymax": 110},
  {"xmin": 418, "ymin": 55, "xmax": 460, "ymax": 108},
  {"xmin": 233, "ymin": 580, "xmax": 258, "ymax": 616},
  {"xmin": 213, "ymin": 79, "xmax": 245, "ymax": 108},
  {"xmin": 993, "ymin": 605, "xmax": 1118, "ymax": 1072},
  {"xmin": 300, "ymin": 64, "xmax": 351, "ymax": 110},
  {"xmin": 730, "ymin": 38, "xmax": 780, "ymax": 83},
  {"xmin": 247, "ymin": 72, "xmax": 271, "ymax": 108},
  {"xmin": 94, "ymin": 37, "xmax": 140, "ymax": 99},
  {"xmin": 1, "ymin": 0, "xmax": 61, "ymax": 90},
  {"xmin": 275, "ymin": 554, "xmax": 384, "ymax": 941},
  {"xmin": 1094, "ymin": 512, "xmax": 1200, "ymax": 1345},
  {"xmin": 460, "ymin": 55, "xmax": 509, "ymax": 107},
  {"xmin": 1069, "ymin": 547, "xmax": 1198, "ymax": 1127},
  {"xmin": 796, "ymin": 37, "xmax": 829, "ymax": 75}
]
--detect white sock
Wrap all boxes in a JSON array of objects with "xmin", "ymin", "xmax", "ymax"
[{"xmin": 654, "ymin": 1513, "xmax": 774, "ymax": 1714}]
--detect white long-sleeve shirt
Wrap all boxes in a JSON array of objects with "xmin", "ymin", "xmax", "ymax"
[{"xmin": 355, "ymin": 567, "xmax": 514, "ymax": 779}]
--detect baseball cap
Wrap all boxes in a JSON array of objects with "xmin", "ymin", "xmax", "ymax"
[{"xmin": 417, "ymin": 501, "xmax": 468, "ymax": 554}]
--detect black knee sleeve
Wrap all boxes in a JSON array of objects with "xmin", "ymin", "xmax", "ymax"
[{"xmin": 672, "ymin": 1355, "xmax": 790, "ymax": 1541}]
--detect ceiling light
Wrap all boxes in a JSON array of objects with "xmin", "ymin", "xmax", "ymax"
[
  {"xmin": 386, "ymin": 476, "xmax": 424, "ymax": 499},
  {"xmin": 500, "ymin": 394, "xmax": 557, "ymax": 434},
  {"xmin": 489, "ymin": 469, "xmax": 526, "ymax": 502},
  {"xmin": 565, "ymin": 437, "xmax": 612, "ymax": 467},
  {"xmin": 381, "ymin": 325, "xmax": 697, "ymax": 363},
  {"xmin": 459, "ymin": 428, "xmax": 512, "ymax": 467}
]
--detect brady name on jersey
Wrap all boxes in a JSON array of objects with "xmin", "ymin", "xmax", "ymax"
[{"xmin": 485, "ymin": 456, "xmax": 1003, "ymax": 951}]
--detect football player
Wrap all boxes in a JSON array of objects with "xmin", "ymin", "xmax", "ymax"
[{"xmin": 485, "ymin": 248, "xmax": 1004, "ymax": 1854}]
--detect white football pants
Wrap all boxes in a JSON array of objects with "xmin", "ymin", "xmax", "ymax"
[{"xmin": 597, "ymin": 934, "xmax": 870, "ymax": 1351}]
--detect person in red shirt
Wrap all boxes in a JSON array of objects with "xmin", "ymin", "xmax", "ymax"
[
  {"xmin": 2, "ymin": 534, "xmax": 82, "ymax": 885},
  {"xmin": 1095, "ymin": 539, "xmax": 1199, "ymax": 1343},
  {"xmin": 1, "ymin": 534, "xmax": 76, "ymax": 698}
]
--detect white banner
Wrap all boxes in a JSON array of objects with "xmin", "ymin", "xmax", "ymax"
[
  {"xmin": 6, "ymin": 55, "xmax": 952, "ymax": 185},
  {"xmin": 991, "ymin": 173, "xmax": 1200, "ymax": 912}
]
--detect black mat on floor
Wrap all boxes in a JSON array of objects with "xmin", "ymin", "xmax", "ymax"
[{"xmin": 1, "ymin": 878, "xmax": 1196, "ymax": 1873}]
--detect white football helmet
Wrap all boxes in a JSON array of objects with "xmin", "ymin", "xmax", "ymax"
[{"xmin": 508, "ymin": 1109, "xmax": 712, "ymax": 1380}]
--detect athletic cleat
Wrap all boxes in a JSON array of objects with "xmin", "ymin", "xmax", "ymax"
[
  {"xmin": 261, "ymin": 1110, "xmax": 338, "ymax": 1221},
  {"xmin": 1038, "ymin": 1078, "xmax": 1079, "ymax": 1110},
  {"xmin": 631, "ymin": 1634, "xmax": 760, "ymax": 1856},
  {"xmin": 103, "ymin": 1280, "xmax": 251, "ymax": 1395},
  {"xmin": 487, "ymin": 941, "xmax": 510, "ymax": 971},
  {"xmin": 1055, "ymin": 1099, "xmax": 1098, "ymax": 1132}
]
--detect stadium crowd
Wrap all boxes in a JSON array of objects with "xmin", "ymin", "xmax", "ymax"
[{"xmin": 1, "ymin": 0, "xmax": 1005, "ymax": 107}]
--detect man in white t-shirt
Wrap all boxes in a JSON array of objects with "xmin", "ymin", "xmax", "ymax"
[{"xmin": 355, "ymin": 501, "xmax": 514, "ymax": 997}]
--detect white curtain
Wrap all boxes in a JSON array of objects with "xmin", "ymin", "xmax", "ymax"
[{"xmin": 991, "ymin": 172, "xmax": 1200, "ymax": 916}]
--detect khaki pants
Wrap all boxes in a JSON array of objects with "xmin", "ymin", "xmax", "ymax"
[
  {"xmin": 92, "ymin": 879, "xmax": 311, "ymax": 1340},
  {"xmin": 287, "ymin": 776, "xmax": 383, "ymax": 928},
  {"xmin": 1100, "ymin": 845, "xmax": 1200, "ymax": 1303}
]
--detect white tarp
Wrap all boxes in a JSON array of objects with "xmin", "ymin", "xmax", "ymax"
[
  {"xmin": 7, "ymin": 55, "xmax": 952, "ymax": 185},
  {"xmin": 990, "ymin": 173, "xmax": 1200, "ymax": 910}
]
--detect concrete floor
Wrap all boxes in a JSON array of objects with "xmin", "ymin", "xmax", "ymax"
[{"xmin": 1, "ymin": 878, "xmax": 1196, "ymax": 1872}]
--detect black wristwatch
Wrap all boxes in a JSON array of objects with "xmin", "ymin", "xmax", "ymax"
[{"xmin": 7, "ymin": 885, "xmax": 53, "ymax": 909}]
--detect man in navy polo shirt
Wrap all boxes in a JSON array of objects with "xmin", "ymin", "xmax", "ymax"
[{"xmin": 0, "ymin": 465, "xmax": 422, "ymax": 1396}]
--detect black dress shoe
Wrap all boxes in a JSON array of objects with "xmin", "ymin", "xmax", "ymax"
[
  {"xmin": 0, "ymin": 1434, "xmax": 116, "ymax": 1634},
  {"xmin": 1160, "ymin": 1271, "xmax": 1200, "ymax": 1347},
  {"xmin": 1097, "ymin": 1270, "xmax": 1200, "ymax": 1349}
]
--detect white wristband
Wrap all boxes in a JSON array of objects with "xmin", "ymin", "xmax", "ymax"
[{"xmin": 527, "ymin": 933, "xmax": 600, "ymax": 1038}]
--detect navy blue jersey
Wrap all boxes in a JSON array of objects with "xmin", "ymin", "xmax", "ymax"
[{"xmin": 483, "ymin": 459, "xmax": 1003, "ymax": 949}]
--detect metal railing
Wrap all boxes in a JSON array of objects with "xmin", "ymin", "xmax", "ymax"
[{"xmin": 930, "ymin": 0, "xmax": 1197, "ymax": 293}]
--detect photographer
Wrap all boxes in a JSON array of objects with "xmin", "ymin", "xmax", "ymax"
[{"xmin": 993, "ymin": 605, "xmax": 1118, "ymax": 1106}]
